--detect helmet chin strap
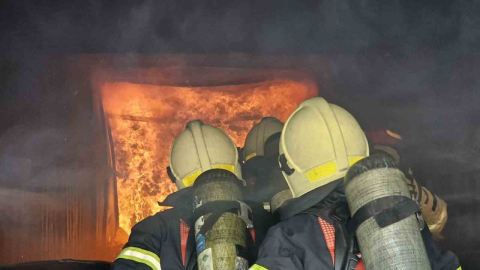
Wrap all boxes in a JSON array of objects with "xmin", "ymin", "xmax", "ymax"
[{"xmin": 166, "ymin": 166, "xmax": 176, "ymax": 184}]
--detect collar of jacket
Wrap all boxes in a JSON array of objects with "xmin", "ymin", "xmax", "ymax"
[
  {"xmin": 277, "ymin": 179, "xmax": 346, "ymax": 221},
  {"xmin": 158, "ymin": 188, "xmax": 194, "ymax": 220},
  {"xmin": 300, "ymin": 195, "xmax": 350, "ymax": 224}
]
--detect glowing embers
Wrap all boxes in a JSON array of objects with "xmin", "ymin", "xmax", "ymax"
[{"xmin": 100, "ymin": 80, "xmax": 317, "ymax": 237}]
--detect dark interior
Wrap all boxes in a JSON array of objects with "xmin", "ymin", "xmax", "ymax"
[{"xmin": 1, "ymin": 1, "xmax": 479, "ymax": 269}]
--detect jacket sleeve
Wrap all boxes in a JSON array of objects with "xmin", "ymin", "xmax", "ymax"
[
  {"xmin": 421, "ymin": 226, "xmax": 461, "ymax": 270},
  {"xmin": 249, "ymin": 228, "xmax": 303, "ymax": 270},
  {"xmin": 111, "ymin": 214, "xmax": 165, "ymax": 270}
]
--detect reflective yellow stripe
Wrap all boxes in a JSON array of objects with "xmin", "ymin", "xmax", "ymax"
[
  {"xmin": 117, "ymin": 255, "xmax": 159, "ymax": 270},
  {"xmin": 212, "ymin": 164, "xmax": 235, "ymax": 173},
  {"xmin": 116, "ymin": 247, "xmax": 161, "ymax": 270},
  {"xmin": 456, "ymin": 267, "xmax": 462, "ymax": 270},
  {"xmin": 386, "ymin": 129, "xmax": 402, "ymax": 140},
  {"xmin": 245, "ymin": 152, "xmax": 257, "ymax": 161},
  {"xmin": 349, "ymin": 156, "xmax": 365, "ymax": 166},
  {"xmin": 306, "ymin": 161, "xmax": 337, "ymax": 182},
  {"xmin": 182, "ymin": 170, "xmax": 202, "ymax": 187},
  {"xmin": 182, "ymin": 164, "xmax": 235, "ymax": 187},
  {"xmin": 250, "ymin": 264, "xmax": 268, "ymax": 270},
  {"xmin": 117, "ymin": 247, "xmax": 160, "ymax": 263}
]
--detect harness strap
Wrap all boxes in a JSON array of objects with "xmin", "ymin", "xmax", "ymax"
[
  {"xmin": 180, "ymin": 220, "xmax": 190, "ymax": 266},
  {"xmin": 347, "ymin": 196, "xmax": 420, "ymax": 233},
  {"xmin": 185, "ymin": 222, "xmax": 197, "ymax": 270},
  {"xmin": 301, "ymin": 203, "xmax": 360, "ymax": 270},
  {"xmin": 190, "ymin": 200, "xmax": 256, "ymax": 266},
  {"xmin": 191, "ymin": 200, "xmax": 253, "ymax": 235}
]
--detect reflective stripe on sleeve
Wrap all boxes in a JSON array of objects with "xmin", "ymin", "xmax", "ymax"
[
  {"xmin": 250, "ymin": 264, "xmax": 268, "ymax": 270},
  {"xmin": 116, "ymin": 247, "xmax": 161, "ymax": 270}
]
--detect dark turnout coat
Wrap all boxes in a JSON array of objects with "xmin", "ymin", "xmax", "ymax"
[
  {"xmin": 111, "ymin": 189, "xmax": 197, "ymax": 270},
  {"xmin": 112, "ymin": 188, "xmax": 273, "ymax": 270},
  {"xmin": 251, "ymin": 180, "xmax": 461, "ymax": 270}
]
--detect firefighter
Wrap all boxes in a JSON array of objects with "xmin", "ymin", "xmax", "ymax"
[
  {"xmin": 242, "ymin": 117, "xmax": 292, "ymax": 213},
  {"xmin": 112, "ymin": 120, "xmax": 243, "ymax": 270},
  {"xmin": 250, "ymin": 97, "xmax": 461, "ymax": 270},
  {"xmin": 365, "ymin": 128, "xmax": 448, "ymax": 239}
]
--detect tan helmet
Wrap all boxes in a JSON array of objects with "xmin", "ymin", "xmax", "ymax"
[
  {"xmin": 243, "ymin": 117, "xmax": 284, "ymax": 162},
  {"xmin": 169, "ymin": 120, "xmax": 242, "ymax": 190},
  {"xmin": 279, "ymin": 97, "xmax": 369, "ymax": 197}
]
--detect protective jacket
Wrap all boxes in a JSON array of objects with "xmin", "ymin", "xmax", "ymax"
[
  {"xmin": 112, "ymin": 188, "xmax": 273, "ymax": 270},
  {"xmin": 111, "ymin": 189, "xmax": 197, "ymax": 270},
  {"xmin": 251, "ymin": 181, "xmax": 461, "ymax": 270}
]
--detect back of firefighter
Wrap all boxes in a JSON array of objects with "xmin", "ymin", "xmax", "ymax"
[
  {"xmin": 365, "ymin": 127, "xmax": 449, "ymax": 239},
  {"xmin": 250, "ymin": 97, "xmax": 461, "ymax": 270},
  {"xmin": 242, "ymin": 117, "xmax": 292, "ymax": 215},
  {"xmin": 112, "ymin": 120, "xmax": 243, "ymax": 270}
]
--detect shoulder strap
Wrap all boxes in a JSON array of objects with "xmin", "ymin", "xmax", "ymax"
[
  {"xmin": 346, "ymin": 195, "xmax": 420, "ymax": 233},
  {"xmin": 300, "ymin": 203, "xmax": 359, "ymax": 270},
  {"xmin": 185, "ymin": 220, "xmax": 197, "ymax": 270},
  {"xmin": 189, "ymin": 200, "xmax": 256, "ymax": 267},
  {"xmin": 191, "ymin": 200, "xmax": 253, "ymax": 236},
  {"xmin": 330, "ymin": 207, "xmax": 359, "ymax": 270}
]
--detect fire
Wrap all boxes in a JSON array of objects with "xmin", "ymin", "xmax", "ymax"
[{"xmin": 100, "ymin": 79, "xmax": 317, "ymax": 239}]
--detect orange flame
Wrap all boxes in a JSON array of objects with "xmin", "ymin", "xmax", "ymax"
[{"xmin": 100, "ymin": 80, "xmax": 317, "ymax": 239}]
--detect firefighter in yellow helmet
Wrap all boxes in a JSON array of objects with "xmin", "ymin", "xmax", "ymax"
[
  {"xmin": 250, "ymin": 97, "xmax": 461, "ymax": 270},
  {"xmin": 242, "ymin": 117, "xmax": 292, "ymax": 213},
  {"xmin": 365, "ymin": 127, "xmax": 449, "ymax": 239},
  {"xmin": 169, "ymin": 120, "xmax": 243, "ymax": 188},
  {"xmin": 112, "ymin": 120, "xmax": 242, "ymax": 270}
]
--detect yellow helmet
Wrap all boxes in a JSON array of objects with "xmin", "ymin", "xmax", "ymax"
[
  {"xmin": 243, "ymin": 117, "xmax": 284, "ymax": 162},
  {"xmin": 279, "ymin": 97, "xmax": 369, "ymax": 197},
  {"xmin": 169, "ymin": 120, "xmax": 242, "ymax": 190}
]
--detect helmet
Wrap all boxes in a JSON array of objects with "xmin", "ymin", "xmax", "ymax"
[
  {"xmin": 364, "ymin": 127, "xmax": 403, "ymax": 148},
  {"xmin": 242, "ymin": 117, "xmax": 284, "ymax": 201},
  {"xmin": 243, "ymin": 117, "xmax": 284, "ymax": 162},
  {"xmin": 279, "ymin": 97, "xmax": 369, "ymax": 197},
  {"xmin": 365, "ymin": 127, "xmax": 448, "ymax": 238},
  {"xmin": 169, "ymin": 120, "xmax": 242, "ymax": 190},
  {"xmin": 365, "ymin": 127, "xmax": 403, "ymax": 163}
]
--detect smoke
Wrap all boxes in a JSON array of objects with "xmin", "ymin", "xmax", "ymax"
[
  {"xmin": 0, "ymin": 121, "xmax": 103, "ymax": 262},
  {"xmin": 0, "ymin": 0, "xmax": 475, "ymax": 55},
  {"xmin": 0, "ymin": 126, "xmax": 58, "ymax": 190},
  {"xmin": 1, "ymin": 0, "xmax": 479, "ymax": 266},
  {"xmin": 0, "ymin": 122, "xmax": 97, "ymax": 194}
]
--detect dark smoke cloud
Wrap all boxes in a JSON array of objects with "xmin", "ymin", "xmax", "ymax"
[
  {"xmin": 0, "ymin": 0, "xmax": 479, "ymax": 267},
  {"xmin": 0, "ymin": 122, "xmax": 97, "ymax": 191},
  {"xmin": 2, "ymin": 0, "xmax": 479, "ymax": 114},
  {"xmin": 0, "ymin": 0, "xmax": 477, "ymax": 56}
]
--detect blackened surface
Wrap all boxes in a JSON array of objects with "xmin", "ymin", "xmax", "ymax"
[{"xmin": 0, "ymin": 260, "xmax": 111, "ymax": 270}]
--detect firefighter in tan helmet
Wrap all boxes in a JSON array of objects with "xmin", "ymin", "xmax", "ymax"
[
  {"xmin": 250, "ymin": 97, "xmax": 461, "ymax": 270},
  {"xmin": 113, "ymin": 120, "xmax": 243, "ymax": 270},
  {"xmin": 242, "ymin": 117, "xmax": 292, "ymax": 213},
  {"xmin": 365, "ymin": 128, "xmax": 448, "ymax": 239},
  {"xmin": 243, "ymin": 117, "xmax": 285, "ymax": 163},
  {"xmin": 169, "ymin": 120, "xmax": 243, "ymax": 188}
]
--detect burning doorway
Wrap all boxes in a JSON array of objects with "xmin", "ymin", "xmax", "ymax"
[
  {"xmin": 97, "ymin": 67, "xmax": 318, "ymax": 244},
  {"xmin": 0, "ymin": 55, "xmax": 332, "ymax": 264}
]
